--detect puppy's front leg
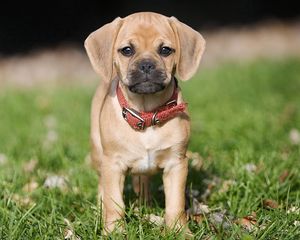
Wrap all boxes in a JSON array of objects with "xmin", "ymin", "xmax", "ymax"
[
  {"xmin": 100, "ymin": 160, "xmax": 125, "ymax": 234},
  {"xmin": 163, "ymin": 159, "xmax": 188, "ymax": 231}
]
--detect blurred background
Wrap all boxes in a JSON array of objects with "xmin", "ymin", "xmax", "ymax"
[{"xmin": 0, "ymin": 0, "xmax": 299, "ymax": 87}]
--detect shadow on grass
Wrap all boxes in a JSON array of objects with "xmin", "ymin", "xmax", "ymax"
[{"xmin": 122, "ymin": 165, "xmax": 215, "ymax": 211}]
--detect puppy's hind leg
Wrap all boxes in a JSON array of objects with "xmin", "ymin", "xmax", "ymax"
[{"xmin": 132, "ymin": 175, "xmax": 151, "ymax": 205}]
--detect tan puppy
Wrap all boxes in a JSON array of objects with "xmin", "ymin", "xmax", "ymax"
[{"xmin": 84, "ymin": 12, "xmax": 205, "ymax": 234}]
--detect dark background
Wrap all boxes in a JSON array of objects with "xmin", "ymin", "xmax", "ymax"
[{"xmin": 0, "ymin": 0, "xmax": 299, "ymax": 55}]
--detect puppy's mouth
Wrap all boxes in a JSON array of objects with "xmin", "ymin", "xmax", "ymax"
[
  {"xmin": 128, "ymin": 81, "xmax": 165, "ymax": 94},
  {"xmin": 127, "ymin": 60, "xmax": 168, "ymax": 94}
]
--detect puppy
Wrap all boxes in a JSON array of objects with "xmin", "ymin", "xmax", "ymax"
[{"xmin": 84, "ymin": 12, "xmax": 205, "ymax": 234}]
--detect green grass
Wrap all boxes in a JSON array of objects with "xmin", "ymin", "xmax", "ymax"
[{"xmin": 0, "ymin": 58, "xmax": 300, "ymax": 239}]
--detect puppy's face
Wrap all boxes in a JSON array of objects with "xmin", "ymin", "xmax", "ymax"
[
  {"xmin": 114, "ymin": 16, "xmax": 176, "ymax": 94},
  {"xmin": 85, "ymin": 12, "xmax": 206, "ymax": 90}
]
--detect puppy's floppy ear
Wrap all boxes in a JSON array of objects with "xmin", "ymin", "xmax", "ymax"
[
  {"xmin": 169, "ymin": 17, "xmax": 206, "ymax": 81},
  {"xmin": 84, "ymin": 17, "xmax": 123, "ymax": 82}
]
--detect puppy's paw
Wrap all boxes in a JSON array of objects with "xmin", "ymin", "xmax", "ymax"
[
  {"xmin": 163, "ymin": 224, "xmax": 194, "ymax": 239},
  {"xmin": 102, "ymin": 219, "xmax": 125, "ymax": 237},
  {"xmin": 175, "ymin": 225, "xmax": 194, "ymax": 239},
  {"xmin": 182, "ymin": 226, "xmax": 194, "ymax": 239}
]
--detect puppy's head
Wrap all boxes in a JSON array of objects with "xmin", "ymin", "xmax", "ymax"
[{"xmin": 85, "ymin": 12, "xmax": 205, "ymax": 94}]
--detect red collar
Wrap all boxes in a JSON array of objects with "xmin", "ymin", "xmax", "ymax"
[{"xmin": 117, "ymin": 79, "xmax": 187, "ymax": 130}]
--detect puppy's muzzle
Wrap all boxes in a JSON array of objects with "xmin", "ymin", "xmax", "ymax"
[
  {"xmin": 139, "ymin": 60, "xmax": 155, "ymax": 74},
  {"xmin": 128, "ymin": 59, "xmax": 167, "ymax": 94}
]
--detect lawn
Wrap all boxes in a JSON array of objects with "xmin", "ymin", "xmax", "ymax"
[{"xmin": 0, "ymin": 58, "xmax": 299, "ymax": 239}]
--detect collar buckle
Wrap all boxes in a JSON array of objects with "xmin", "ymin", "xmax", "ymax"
[
  {"xmin": 151, "ymin": 111, "xmax": 160, "ymax": 126},
  {"xmin": 122, "ymin": 107, "xmax": 145, "ymax": 130}
]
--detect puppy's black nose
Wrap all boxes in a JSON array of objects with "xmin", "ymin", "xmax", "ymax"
[{"xmin": 138, "ymin": 60, "xmax": 156, "ymax": 74}]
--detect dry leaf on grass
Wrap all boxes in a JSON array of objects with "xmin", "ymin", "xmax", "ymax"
[
  {"xmin": 189, "ymin": 214, "xmax": 205, "ymax": 224},
  {"xmin": 209, "ymin": 211, "xmax": 234, "ymax": 230},
  {"xmin": 132, "ymin": 205, "xmax": 164, "ymax": 226},
  {"xmin": 236, "ymin": 212, "xmax": 257, "ymax": 232},
  {"xmin": 22, "ymin": 180, "xmax": 39, "ymax": 193},
  {"xmin": 279, "ymin": 170, "xmax": 290, "ymax": 183},
  {"xmin": 186, "ymin": 188, "xmax": 210, "ymax": 224},
  {"xmin": 64, "ymin": 218, "xmax": 81, "ymax": 240},
  {"xmin": 244, "ymin": 163, "xmax": 257, "ymax": 173},
  {"xmin": 293, "ymin": 221, "xmax": 300, "ymax": 227},
  {"xmin": 44, "ymin": 175, "xmax": 68, "ymax": 191},
  {"xmin": 188, "ymin": 206, "xmax": 233, "ymax": 228},
  {"xmin": 219, "ymin": 180, "xmax": 236, "ymax": 193},
  {"xmin": 72, "ymin": 186, "xmax": 80, "ymax": 194},
  {"xmin": 186, "ymin": 197, "xmax": 210, "ymax": 216},
  {"xmin": 12, "ymin": 194, "xmax": 35, "ymax": 207},
  {"xmin": 0, "ymin": 153, "xmax": 8, "ymax": 165},
  {"xmin": 289, "ymin": 128, "xmax": 300, "ymax": 145},
  {"xmin": 147, "ymin": 214, "xmax": 164, "ymax": 226},
  {"xmin": 22, "ymin": 159, "xmax": 38, "ymax": 173},
  {"xmin": 287, "ymin": 206, "xmax": 300, "ymax": 214},
  {"xmin": 263, "ymin": 199, "xmax": 279, "ymax": 209},
  {"xmin": 200, "ymin": 176, "xmax": 221, "ymax": 201},
  {"xmin": 132, "ymin": 206, "xmax": 140, "ymax": 215},
  {"xmin": 185, "ymin": 191, "xmax": 210, "ymax": 224}
]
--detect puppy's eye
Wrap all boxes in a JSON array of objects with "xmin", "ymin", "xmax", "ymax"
[
  {"xmin": 120, "ymin": 46, "xmax": 134, "ymax": 57},
  {"xmin": 159, "ymin": 46, "xmax": 174, "ymax": 57}
]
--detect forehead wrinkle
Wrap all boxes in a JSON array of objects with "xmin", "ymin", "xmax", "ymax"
[
  {"xmin": 118, "ymin": 24, "xmax": 175, "ymax": 49},
  {"xmin": 135, "ymin": 27, "xmax": 159, "ymax": 48},
  {"xmin": 121, "ymin": 12, "xmax": 174, "ymax": 38}
]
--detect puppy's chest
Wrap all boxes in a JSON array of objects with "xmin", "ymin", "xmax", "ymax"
[
  {"xmin": 126, "ymin": 129, "xmax": 178, "ymax": 174},
  {"xmin": 130, "ymin": 149, "xmax": 162, "ymax": 174}
]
